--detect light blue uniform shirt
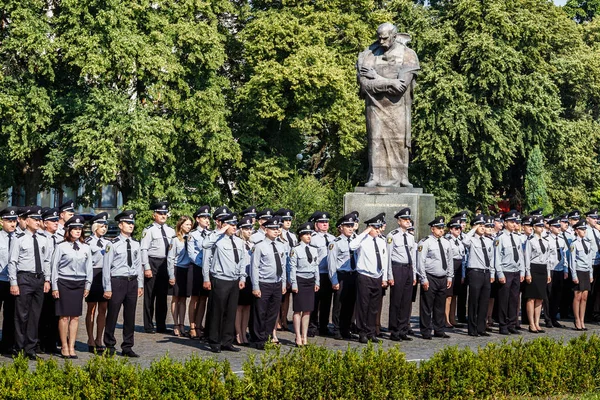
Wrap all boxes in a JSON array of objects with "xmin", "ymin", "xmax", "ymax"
[
  {"xmin": 50, "ymin": 241, "xmax": 93, "ymax": 291},
  {"xmin": 289, "ymin": 242, "xmax": 319, "ymax": 291},
  {"xmin": 102, "ymin": 234, "xmax": 143, "ymax": 290},
  {"xmin": 0, "ymin": 230, "xmax": 13, "ymax": 282},
  {"xmin": 8, "ymin": 230, "xmax": 51, "ymax": 285},
  {"xmin": 569, "ymin": 236, "xmax": 593, "ymax": 282},
  {"xmin": 167, "ymin": 236, "xmax": 193, "ymax": 280},
  {"xmin": 250, "ymin": 238, "xmax": 287, "ymax": 291},
  {"xmin": 85, "ymin": 235, "xmax": 109, "ymax": 269}
]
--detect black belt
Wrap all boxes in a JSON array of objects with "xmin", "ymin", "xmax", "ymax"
[
  {"xmin": 391, "ymin": 261, "xmax": 411, "ymax": 268},
  {"xmin": 17, "ymin": 271, "xmax": 43, "ymax": 278},
  {"xmin": 112, "ymin": 275, "xmax": 138, "ymax": 281},
  {"xmin": 337, "ymin": 270, "xmax": 356, "ymax": 275},
  {"xmin": 468, "ymin": 268, "xmax": 489, "ymax": 274}
]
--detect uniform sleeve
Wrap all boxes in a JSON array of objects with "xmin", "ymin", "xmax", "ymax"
[
  {"xmin": 50, "ymin": 245, "xmax": 62, "ymax": 291},
  {"xmin": 202, "ymin": 232, "xmax": 219, "ymax": 249},
  {"xmin": 386, "ymin": 234, "xmax": 394, "ymax": 282},
  {"xmin": 281, "ymin": 244, "xmax": 287, "ymax": 292},
  {"xmin": 251, "ymin": 246, "xmax": 261, "ymax": 291},
  {"xmin": 188, "ymin": 233, "xmax": 201, "ymax": 266},
  {"xmin": 140, "ymin": 228, "xmax": 151, "ymax": 270},
  {"xmin": 494, "ymin": 238, "xmax": 504, "ymax": 280},
  {"xmin": 167, "ymin": 237, "xmax": 177, "ymax": 280},
  {"xmin": 314, "ymin": 249, "xmax": 320, "ymax": 287},
  {"xmin": 328, "ymin": 242, "xmax": 339, "ymax": 285},
  {"xmin": 289, "ymin": 250, "xmax": 298, "ymax": 291},
  {"xmin": 524, "ymin": 240, "xmax": 532, "ymax": 278},
  {"xmin": 381, "ymin": 238, "xmax": 389, "ymax": 282},
  {"xmin": 8, "ymin": 238, "xmax": 19, "ymax": 286},
  {"xmin": 202, "ymin": 246, "xmax": 212, "ymax": 283},
  {"xmin": 103, "ymin": 243, "xmax": 114, "ymax": 292},
  {"xmin": 349, "ymin": 231, "xmax": 368, "ymax": 250},
  {"xmin": 135, "ymin": 243, "xmax": 143, "ymax": 288},
  {"xmin": 85, "ymin": 246, "xmax": 93, "ymax": 290},
  {"xmin": 561, "ymin": 239, "xmax": 569, "ymax": 273},
  {"xmin": 43, "ymin": 237, "xmax": 52, "ymax": 282},
  {"xmin": 238, "ymin": 243, "xmax": 247, "ymax": 281},
  {"xmin": 445, "ymin": 240, "xmax": 453, "ymax": 281},
  {"xmin": 569, "ymin": 243, "xmax": 578, "ymax": 282},
  {"xmin": 416, "ymin": 240, "xmax": 428, "ymax": 284}
]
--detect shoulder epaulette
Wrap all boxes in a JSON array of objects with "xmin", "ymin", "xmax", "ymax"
[
  {"xmin": 85, "ymin": 237, "xmax": 92, "ymax": 243},
  {"xmin": 334, "ymin": 237, "xmax": 342, "ymax": 242},
  {"xmin": 111, "ymin": 237, "xmax": 120, "ymax": 243},
  {"xmin": 37, "ymin": 232, "xmax": 47, "ymax": 238},
  {"xmin": 311, "ymin": 232, "xmax": 318, "ymax": 236},
  {"xmin": 253, "ymin": 240, "xmax": 263, "ymax": 246},
  {"xmin": 496, "ymin": 231, "xmax": 504, "ymax": 237},
  {"xmin": 276, "ymin": 237, "xmax": 286, "ymax": 243},
  {"xmin": 390, "ymin": 229, "xmax": 399, "ymax": 235},
  {"xmin": 56, "ymin": 240, "xmax": 65, "ymax": 246},
  {"xmin": 16, "ymin": 233, "xmax": 25, "ymax": 238},
  {"xmin": 422, "ymin": 236, "xmax": 430, "ymax": 242},
  {"xmin": 145, "ymin": 225, "xmax": 153, "ymax": 230},
  {"xmin": 293, "ymin": 242, "xmax": 302, "ymax": 248}
]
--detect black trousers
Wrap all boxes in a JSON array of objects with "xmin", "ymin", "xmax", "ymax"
[
  {"xmin": 498, "ymin": 271, "xmax": 520, "ymax": 331},
  {"xmin": 0, "ymin": 281, "xmax": 15, "ymax": 353},
  {"xmin": 467, "ymin": 269, "xmax": 491, "ymax": 335},
  {"xmin": 586, "ymin": 264, "xmax": 600, "ymax": 321},
  {"xmin": 560, "ymin": 270, "xmax": 574, "ymax": 319},
  {"xmin": 456, "ymin": 271, "xmax": 468, "ymax": 322},
  {"xmin": 309, "ymin": 273, "xmax": 332, "ymax": 335},
  {"xmin": 207, "ymin": 277, "xmax": 239, "ymax": 347},
  {"xmin": 331, "ymin": 271, "xmax": 357, "ymax": 336},
  {"xmin": 548, "ymin": 270, "xmax": 565, "ymax": 322},
  {"xmin": 419, "ymin": 274, "xmax": 447, "ymax": 336},
  {"xmin": 355, "ymin": 274, "xmax": 382, "ymax": 339},
  {"xmin": 143, "ymin": 257, "xmax": 169, "ymax": 331},
  {"xmin": 38, "ymin": 291, "xmax": 58, "ymax": 352},
  {"xmin": 389, "ymin": 263, "xmax": 414, "ymax": 336},
  {"xmin": 14, "ymin": 272, "xmax": 44, "ymax": 354},
  {"xmin": 250, "ymin": 282, "xmax": 282, "ymax": 345},
  {"xmin": 104, "ymin": 277, "xmax": 138, "ymax": 352}
]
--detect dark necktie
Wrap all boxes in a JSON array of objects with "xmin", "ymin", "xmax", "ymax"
[
  {"xmin": 374, "ymin": 237, "xmax": 382, "ymax": 272},
  {"xmin": 510, "ymin": 234, "xmax": 519, "ymax": 262},
  {"xmin": 438, "ymin": 238, "xmax": 448, "ymax": 271},
  {"xmin": 480, "ymin": 236, "xmax": 490, "ymax": 268},
  {"xmin": 8, "ymin": 233, "xmax": 12, "ymax": 251},
  {"xmin": 201, "ymin": 230, "xmax": 207, "ymax": 238},
  {"xmin": 324, "ymin": 234, "xmax": 330, "ymax": 247},
  {"xmin": 286, "ymin": 231, "xmax": 294, "ymax": 246},
  {"xmin": 582, "ymin": 239, "xmax": 589, "ymax": 254},
  {"xmin": 555, "ymin": 237, "xmax": 562, "ymax": 261},
  {"xmin": 305, "ymin": 246, "xmax": 313, "ymax": 263},
  {"xmin": 126, "ymin": 239, "xmax": 133, "ymax": 267},
  {"xmin": 32, "ymin": 234, "xmax": 42, "ymax": 274},
  {"xmin": 539, "ymin": 238, "xmax": 546, "ymax": 253},
  {"xmin": 97, "ymin": 239, "xmax": 103, "ymax": 248},
  {"xmin": 184, "ymin": 235, "xmax": 189, "ymax": 255},
  {"xmin": 348, "ymin": 238, "xmax": 357, "ymax": 270},
  {"xmin": 231, "ymin": 236, "xmax": 239, "ymax": 263},
  {"xmin": 160, "ymin": 225, "xmax": 169, "ymax": 256},
  {"xmin": 73, "ymin": 241, "xmax": 79, "ymax": 251},
  {"xmin": 404, "ymin": 233, "xmax": 413, "ymax": 265},
  {"xmin": 272, "ymin": 242, "xmax": 283, "ymax": 277},
  {"xmin": 593, "ymin": 229, "xmax": 600, "ymax": 252},
  {"xmin": 52, "ymin": 235, "xmax": 56, "ymax": 247}
]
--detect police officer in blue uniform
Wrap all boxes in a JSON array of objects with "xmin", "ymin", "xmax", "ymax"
[
  {"xmin": 103, "ymin": 210, "xmax": 144, "ymax": 357},
  {"xmin": 570, "ymin": 219, "xmax": 593, "ymax": 331},
  {"xmin": 140, "ymin": 201, "xmax": 175, "ymax": 334},
  {"xmin": 0, "ymin": 207, "xmax": 18, "ymax": 354},
  {"xmin": 8, "ymin": 206, "xmax": 51, "ymax": 360}
]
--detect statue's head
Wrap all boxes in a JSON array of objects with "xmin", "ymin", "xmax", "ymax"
[{"xmin": 376, "ymin": 23, "xmax": 397, "ymax": 50}]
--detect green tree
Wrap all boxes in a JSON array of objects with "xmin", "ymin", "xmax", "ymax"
[{"xmin": 524, "ymin": 145, "xmax": 552, "ymax": 214}]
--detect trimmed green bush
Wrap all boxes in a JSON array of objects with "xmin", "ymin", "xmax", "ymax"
[{"xmin": 1, "ymin": 337, "xmax": 600, "ymax": 399}]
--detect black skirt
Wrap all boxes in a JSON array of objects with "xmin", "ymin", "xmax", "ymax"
[
  {"xmin": 238, "ymin": 276, "xmax": 253, "ymax": 306},
  {"xmin": 447, "ymin": 259, "xmax": 463, "ymax": 297},
  {"xmin": 188, "ymin": 265, "xmax": 209, "ymax": 297},
  {"xmin": 55, "ymin": 279, "xmax": 85, "ymax": 316},
  {"xmin": 173, "ymin": 266, "xmax": 190, "ymax": 297},
  {"xmin": 523, "ymin": 263, "xmax": 548, "ymax": 300},
  {"xmin": 293, "ymin": 276, "xmax": 315, "ymax": 312},
  {"xmin": 573, "ymin": 271, "xmax": 592, "ymax": 292},
  {"xmin": 86, "ymin": 268, "xmax": 106, "ymax": 303}
]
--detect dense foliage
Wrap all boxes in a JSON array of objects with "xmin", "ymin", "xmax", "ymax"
[
  {"xmin": 3, "ymin": 336, "xmax": 600, "ymax": 398},
  {"xmin": 1, "ymin": 0, "xmax": 599, "ymax": 216}
]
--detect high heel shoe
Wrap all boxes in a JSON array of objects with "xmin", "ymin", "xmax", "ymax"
[{"xmin": 528, "ymin": 327, "xmax": 539, "ymax": 333}]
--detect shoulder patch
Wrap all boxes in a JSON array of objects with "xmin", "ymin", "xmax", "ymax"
[
  {"xmin": 418, "ymin": 245, "xmax": 423, "ymax": 252},
  {"xmin": 290, "ymin": 249, "xmax": 295, "ymax": 258},
  {"xmin": 105, "ymin": 245, "xmax": 111, "ymax": 253},
  {"xmin": 570, "ymin": 245, "xmax": 575, "ymax": 252},
  {"xmin": 142, "ymin": 230, "xmax": 148, "ymax": 238},
  {"xmin": 387, "ymin": 237, "xmax": 393, "ymax": 244},
  {"xmin": 328, "ymin": 243, "xmax": 334, "ymax": 250}
]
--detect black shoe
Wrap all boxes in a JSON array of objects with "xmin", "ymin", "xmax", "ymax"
[
  {"xmin": 552, "ymin": 321, "xmax": 564, "ymax": 328},
  {"xmin": 221, "ymin": 345, "xmax": 240, "ymax": 352},
  {"xmin": 407, "ymin": 329, "xmax": 415, "ymax": 335},
  {"xmin": 528, "ymin": 328, "xmax": 539, "ymax": 334},
  {"xmin": 468, "ymin": 333, "xmax": 479, "ymax": 337},
  {"xmin": 537, "ymin": 329, "xmax": 546, "ymax": 333},
  {"xmin": 121, "ymin": 350, "xmax": 140, "ymax": 358},
  {"xmin": 26, "ymin": 353, "xmax": 41, "ymax": 361},
  {"xmin": 422, "ymin": 335, "xmax": 432, "ymax": 340},
  {"xmin": 508, "ymin": 328, "xmax": 520, "ymax": 335},
  {"xmin": 434, "ymin": 333, "xmax": 450, "ymax": 339},
  {"xmin": 479, "ymin": 332, "xmax": 491, "ymax": 337},
  {"xmin": 498, "ymin": 330, "xmax": 510, "ymax": 335},
  {"xmin": 545, "ymin": 321, "xmax": 553, "ymax": 328},
  {"xmin": 144, "ymin": 328, "xmax": 156, "ymax": 334},
  {"xmin": 485, "ymin": 327, "xmax": 493, "ymax": 332},
  {"xmin": 399, "ymin": 334, "xmax": 413, "ymax": 341},
  {"xmin": 358, "ymin": 336, "xmax": 369, "ymax": 344},
  {"xmin": 307, "ymin": 330, "xmax": 316, "ymax": 338},
  {"xmin": 341, "ymin": 333, "xmax": 358, "ymax": 340},
  {"xmin": 70, "ymin": 354, "xmax": 79, "ymax": 360},
  {"xmin": 105, "ymin": 347, "xmax": 117, "ymax": 356},
  {"xmin": 156, "ymin": 328, "xmax": 171, "ymax": 334},
  {"xmin": 380, "ymin": 327, "xmax": 389, "ymax": 333},
  {"xmin": 389, "ymin": 335, "xmax": 401, "ymax": 342},
  {"xmin": 333, "ymin": 333, "xmax": 344, "ymax": 340}
]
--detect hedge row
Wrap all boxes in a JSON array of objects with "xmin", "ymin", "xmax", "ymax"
[{"xmin": 2, "ymin": 335, "xmax": 600, "ymax": 399}]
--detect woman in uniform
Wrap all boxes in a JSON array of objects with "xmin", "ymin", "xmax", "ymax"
[
  {"xmin": 168, "ymin": 216, "xmax": 193, "ymax": 337},
  {"xmin": 84, "ymin": 212, "xmax": 109, "ymax": 353},
  {"xmin": 289, "ymin": 222, "xmax": 320, "ymax": 346},
  {"xmin": 523, "ymin": 216, "xmax": 551, "ymax": 333},
  {"xmin": 235, "ymin": 216, "xmax": 254, "ymax": 345},
  {"xmin": 570, "ymin": 220, "xmax": 593, "ymax": 331},
  {"xmin": 51, "ymin": 215, "xmax": 93, "ymax": 359}
]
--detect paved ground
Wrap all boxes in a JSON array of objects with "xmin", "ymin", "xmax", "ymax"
[{"xmin": 1, "ymin": 294, "xmax": 598, "ymax": 372}]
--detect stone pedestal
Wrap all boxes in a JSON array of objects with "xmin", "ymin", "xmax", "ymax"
[{"xmin": 344, "ymin": 187, "xmax": 435, "ymax": 240}]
